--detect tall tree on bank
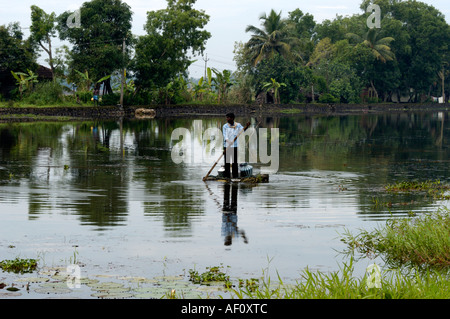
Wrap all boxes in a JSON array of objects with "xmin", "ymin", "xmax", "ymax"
[
  {"xmin": 347, "ymin": 28, "xmax": 395, "ymax": 64},
  {"xmin": 30, "ymin": 5, "xmax": 57, "ymax": 81},
  {"xmin": 57, "ymin": 0, "xmax": 132, "ymax": 95},
  {"xmin": 245, "ymin": 9, "xmax": 298, "ymax": 66},
  {"xmin": 346, "ymin": 28, "xmax": 395, "ymax": 99},
  {"xmin": 359, "ymin": 0, "xmax": 450, "ymax": 101},
  {"xmin": 287, "ymin": 9, "xmax": 316, "ymax": 62},
  {"xmin": 132, "ymin": 0, "xmax": 211, "ymax": 90},
  {"xmin": 0, "ymin": 23, "xmax": 37, "ymax": 97},
  {"xmin": 240, "ymin": 10, "xmax": 318, "ymax": 103},
  {"xmin": 391, "ymin": 0, "xmax": 450, "ymax": 101}
]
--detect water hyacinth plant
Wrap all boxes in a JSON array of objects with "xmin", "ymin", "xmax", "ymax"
[
  {"xmin": 384, "ymin": 180, "xmax": 450, "ymax": 200},
  {"xmin": 0, "ymin": 258, "xmax": 38, "ymax": 274}
]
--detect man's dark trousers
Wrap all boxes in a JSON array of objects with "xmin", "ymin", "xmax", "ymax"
[{"xmin": 224, "ymin": 146, "xmax": 238, "ymax": 178}]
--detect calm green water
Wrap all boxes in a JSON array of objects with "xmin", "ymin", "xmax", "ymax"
[{"xmin": 1, "ymin": 112, "xmax": 450, "ymax": 298}]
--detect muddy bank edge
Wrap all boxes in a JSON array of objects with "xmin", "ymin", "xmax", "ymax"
[{"xmin": 1, "ymin": 103, "xmax": 450, "ymax": 121}]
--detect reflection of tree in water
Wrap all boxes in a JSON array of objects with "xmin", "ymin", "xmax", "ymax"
[
  {"xmin": 273, "ymin": 114, "xmax": 450, "ymax": 218},
  {"xmin": 0, "ymin": 122, "xmax": 129, "ymax": 228},
  {"xmin": 2, "ymin": 114, "xmax": 450, "ymax": 229},
  {"xmin": 278, "ymin": 113, "xmax": 450, "ymax": 173},
  {"xmin": 0, "ymin": 121, "xmax": 132, "ymax": 228},
  {"xmin": 64, "ymin": 121, "xmax": 129, "ymax": 230},
  {"xmin": 71, "ymin": 167, "xmax": 129, "ymax": 230},
  {"xmin": 222, "ymin": 183, "xmax": 248, "ymax": 246},
  {"xmin": 142, "ymin": 183, "xmax": 204, "ymax": 236},
  {"xmin": 130, "ymin": 118, "xmax": 205, "ymax": 236},
  {"xmin": 0, "ymin": 123, "xmax": 65, "ymax": 181}
]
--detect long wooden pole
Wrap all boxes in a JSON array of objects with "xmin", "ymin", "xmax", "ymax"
[
  {"xmin": 120, "ymin": 38, "xmax": 126, "ymax": 107},
  {"xmin": 203, "ymin": 122, "xmax": 250, "ymax": 181}
]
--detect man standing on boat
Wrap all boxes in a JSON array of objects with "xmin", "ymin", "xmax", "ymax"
[{"xmin": 223, "ymin": 113, "xmax": 244, "ymax": 178}]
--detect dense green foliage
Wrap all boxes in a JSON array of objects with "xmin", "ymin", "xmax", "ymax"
[
  {"xmin": 239, "ymin": 0, "xmax": 450, "ymax": 104},
  {"xmin": 0, "ymin": 23, "xmax": 38, "ymax": 98},
  {"xmin": 57, "ymin": 0, "xmax": 133, "ymax": 96},
  {"xmin": 1, "ymin": 0, "xmax": 450, "ymax": 106},
  {"xmin": 30, "ymin": 5, "xmax": 57, "ymax": 80},
  {"xmin": 131, "ymin": 0, "xmax": 211, "ymax": 90}
]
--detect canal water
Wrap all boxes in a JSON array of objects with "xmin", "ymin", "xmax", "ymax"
[{"xmin": 1, "ymin": 112, "xmax": 450, "ymax": 298}]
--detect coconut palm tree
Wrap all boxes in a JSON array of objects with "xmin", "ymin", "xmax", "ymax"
[
  {"xmin": 245, "ymin": 9, "xmax": 298, "ymax": 66},
  {"xmin": 346, "ymin": 28, "xmax": 395, "ymax": 99},
  {"xmin": 346, "ymin": 28, "xmax": 395, "ymax": 63}
]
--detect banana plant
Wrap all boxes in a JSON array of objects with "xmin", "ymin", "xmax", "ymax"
[
  {"xmin": 262, "ymin": 78, "xmax": 286, "ymax": 104},
  {"xmin": 124, "ymin": 79, "xmax": 136, "ymax": 95},
  {"xmin": 191, "ymin": 68, "xmax": 218, "ymax": 102},
  {"xmin": 11, "ymin": 69, "xmax": 39, "ymax": 99},
  {"xmin": 206, "ymin": 67, "xmax": 213, "ymax": 88},
  {"xmin": 212, "ymin": 68, "xmax": 233, "ymax": 104},
  {"xmin": 162, "ymin": 81, "xmax": 176, "ymax": 105},
  {"xmin": 74, "ymin": 70, "xmax": 92, "ymax": 92},
  {"xmin": 74, "ymin": 70, "xmax": 111, "ymax": 92},
  {"xmin": 192, "ymin": 77, "xmax": 206, "ymax": 101},
  {"xmin": 96, "ymin": 74, "xmax": 111, "ymax": 85}
]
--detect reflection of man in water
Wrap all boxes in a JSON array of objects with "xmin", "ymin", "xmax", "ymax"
[{"xmin": 222, "ymin": 183, "xmax": 248, "ymax": 246}]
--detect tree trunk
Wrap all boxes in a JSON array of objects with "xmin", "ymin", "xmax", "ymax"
[
  {"xmin": 40, "ymin": 38, "xmax": 55, "ymax": 81},
  {"xmin": 102, "ymin": 78, "xmax": 113, "ymax": 95},
  {"xmin": 370, "ymin": 80, "xmax": 378, "ymax": 100},
  {"xmin": 105, "ymin": 78, "xmax": 113, "ymax": 95},
  {"xmin": 387, "ymin": 91, "xmax": 393, "ymax": 102},
  {"xmin": 47, "ymin": 36, "xmax": 55, "ymax": 81}
]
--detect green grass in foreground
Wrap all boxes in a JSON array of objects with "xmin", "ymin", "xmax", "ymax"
[
  {"xmin": 229, "ymin": 259, "xmax": 450, "ymax": 299},
  {"xmin": 230, "ymin": 208, "xmax": 450, "ymax": 299},
  {"xmin": 0, "ymin": 101, "xmax": 97, "ymax": 108},
  {"xmin": 341, "ymin": 207, "xmax": 450, "ymax": 269}
]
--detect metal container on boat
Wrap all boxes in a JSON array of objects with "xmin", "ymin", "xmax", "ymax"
[{"xmin": 239, "ymin": 163, "xmax": 253, "ymax": 178}]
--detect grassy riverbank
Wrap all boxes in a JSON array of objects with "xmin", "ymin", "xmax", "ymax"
[
  {"xmin": 341, "ymin": 209, "xmax": 450, "ymax": 269},
  {"xmin": 229, "ymin": 260, "xmax": 450, "ymax": 299},
  {"xmin": 183, "ymin": 202, "xmax": 450, "ymax": 299},
  {"xmin": 229, "ymin": 204, "xmax": 450, "ymax": 299}
]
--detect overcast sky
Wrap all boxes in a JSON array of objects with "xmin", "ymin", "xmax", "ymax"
[{"xmin": 1, "ymin": 0, "xmax": 449, "ymax": 78}]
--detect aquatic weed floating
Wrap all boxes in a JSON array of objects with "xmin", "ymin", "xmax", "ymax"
[{"xmin": 0, "ymin": 258, "xmax": 38, "ymax": 274}]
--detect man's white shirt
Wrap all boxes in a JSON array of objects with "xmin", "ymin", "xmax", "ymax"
[{"xmin": 222, "ymin": 122, "xmax": 244, "ymax": 148}]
